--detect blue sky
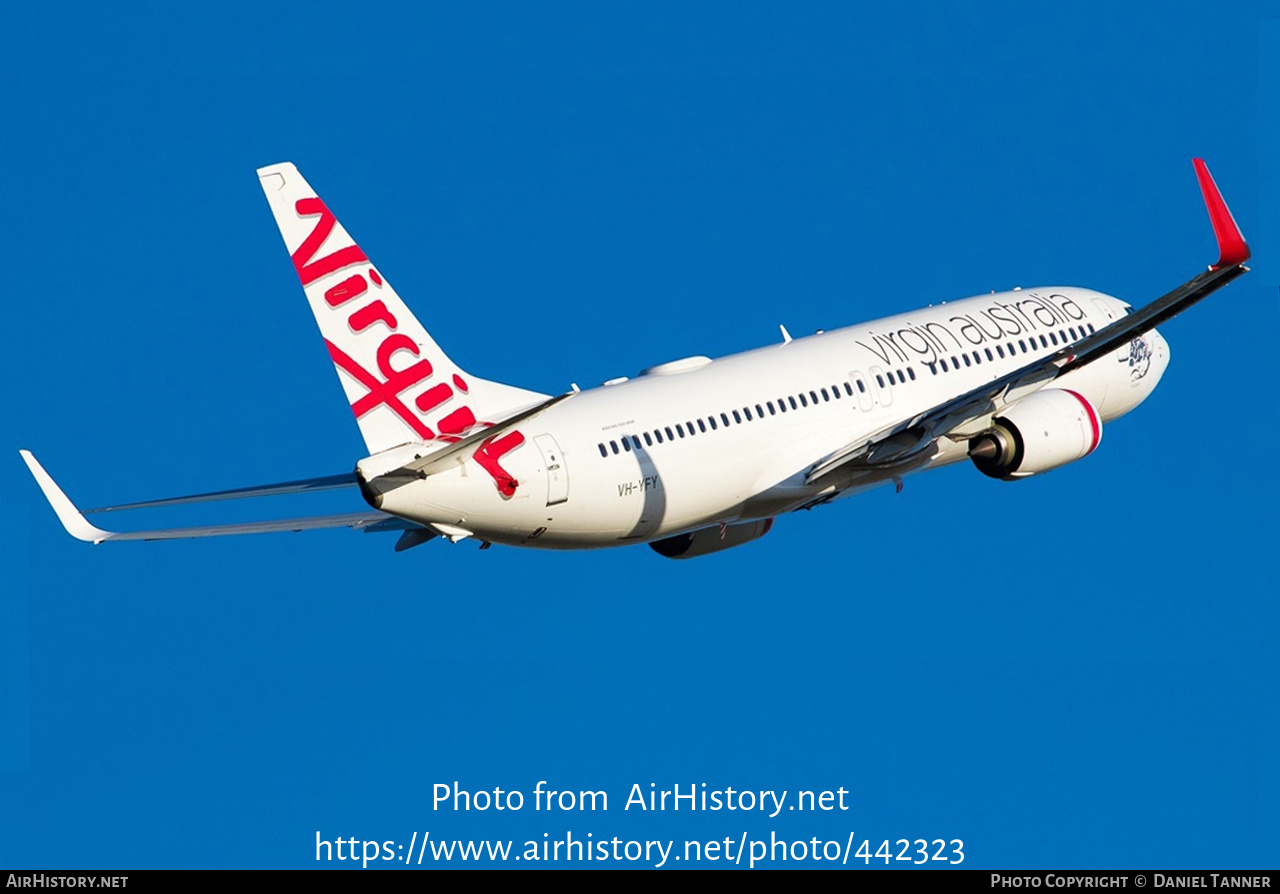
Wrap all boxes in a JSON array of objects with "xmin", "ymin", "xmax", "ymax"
[{"xmin": 2, "ymin": 1, "xmax": 1274, "ymax": 869}]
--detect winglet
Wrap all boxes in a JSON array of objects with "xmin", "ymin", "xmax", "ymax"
[
  {"xmin": 1192, "ymin": 158, "xmax": 1250, "ymax": 269},
  {"xmin": 19, "ymin": 451, "xmax": 115, "ymax": 543}
]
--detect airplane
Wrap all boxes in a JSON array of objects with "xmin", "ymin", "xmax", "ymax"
[{"xmin": 20, "ymin": 159, "xmax": 1250, "ymax": 559}]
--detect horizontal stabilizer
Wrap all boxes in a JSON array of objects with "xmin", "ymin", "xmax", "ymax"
[
  {"xmin": 362, "ymin": 390, "xmax": 576, "ymax": 490},
  {"xmin": 405, "ymin": 391, "xmax": 576, "ymax": 478}
]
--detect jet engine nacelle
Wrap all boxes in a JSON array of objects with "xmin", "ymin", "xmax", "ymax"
[
  {"xmin": 649, "ymin": 518, "xmax": 774, "ymax": 559},
  {"xmin": 969, "ymin": 389, "xmax": 1101, "ymax": 480}
]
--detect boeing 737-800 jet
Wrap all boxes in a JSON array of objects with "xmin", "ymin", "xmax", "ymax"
[{"xmin": 21, "ymin": 160, "xmax": 1250, "ymax": 558}]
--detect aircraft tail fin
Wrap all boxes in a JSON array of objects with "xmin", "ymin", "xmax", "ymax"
[{"xmin": 256, "ymin": 162, "xmax": 548, "ymax": 455}]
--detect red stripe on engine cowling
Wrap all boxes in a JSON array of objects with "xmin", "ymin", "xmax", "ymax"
[{"xmin": 1063, "ymin": 389, "xmax": 1101, "ymax": 455}]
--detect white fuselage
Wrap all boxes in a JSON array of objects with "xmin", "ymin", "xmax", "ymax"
[{"xmin": 369, "ymin": 287, "xmax": 1169, "ymax": 549}]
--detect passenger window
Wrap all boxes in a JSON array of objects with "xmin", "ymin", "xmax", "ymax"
[
  {"xmin": 857, "ymin": 380, "xmax": 866, "ymax": 393},
  {"xmin": 996, "ymin": 345, "xmax": 1005, "ymax": 358},
  {"xmin": 962, "ymin": 355, "xmax": 971, "ymax": 367},
  {"xmin": 653, "ymin": 430, "xmax": 663, "ymax": 444},
  {"xmin": 610, "ymin": 441, "xmax": 619, "ymax": 455},
  {"xmin": 756, "ymin": 404, "xmax": 764, "ymax": 416},
  {"xmin": 676, "ymin": 424, "xmax": 685, "ymax": 438},
  {"xmin": 665, "ymin": 426, "xmax": 674, "ymax": 440},
  {"xmin": 732, "ymin": 410, "xmax": 742, "ymax": 424},
  {"xmin": 598, "ymin": 443, "xmax": 607, "ymax": 457},
  {"xmin": 844, "ymin": 382, "xmax": 853, "ymax": 396},
  {"xmin": 1049, "ymin": 332, "xmax": 1058, "ymax": 346},
  {"xmin": 721, "ymin": 413, "xmax": 731, "ymax": 426},
  {"xmin": 907, "ymin": 368, "xmax": 916, "ymax": 381},
  {"xmin": 1040, "ymin": 335, "xmax": 1048, "ymax": 348},
  {"xmin": 767, "ymin": 401, "xmax": 776, "ymax": 415},
  {"xmin": 708, "ymin": 416, "xmax": 718, "ymax": 430},
  {"xmin": 798, "ymin": 394, "xmax": 808, "ymax": 407},
  {"xmin": 940, "ymin": 359, "xmax": 949, "ymax": 372},
  {"xmin": 623, "ymin": 438, "xmax": 632, "ymax": 452},
  {"xmin": 789, "ymin": 397, "xmax": 798, "ymax": 410},
  {"xmin": 809, "ymin": 391, "xmax": 818, "ymax": 404},
  {"xmin": 698, "ymin": 419, "xmax": 707, "ymax": 433},
  {"xmin": 742, "ymin": 407, "xmax": 752, "ymax": 421}
]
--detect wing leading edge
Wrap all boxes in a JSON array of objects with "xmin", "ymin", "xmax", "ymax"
[{"xmin": 807, "ymin": 158, "xmax": 1250, "ymax": 484}]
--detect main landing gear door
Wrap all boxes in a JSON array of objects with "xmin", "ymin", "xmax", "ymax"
[{"xmin": 534, "ymin": 434, "xmax": 569, "ymax": 506}]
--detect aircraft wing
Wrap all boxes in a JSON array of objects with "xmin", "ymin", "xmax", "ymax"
[
  {"xmin": 20, "ymin": 451, "xmax": 417, "ymax": 544},
  {"xmin": 806, "ymin": 158, "xmax": 1250, "ymax": 485}
]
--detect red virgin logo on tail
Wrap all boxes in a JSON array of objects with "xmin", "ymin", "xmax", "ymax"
[
  {"xmin": 325, "ymin": 338, "xmax": 436, "ymax": 439},
  {"xmin": 292, "ymin": 198, "xmax": 368, "ymax": 286},
  {"xmin": 294, "ymin": 198, "xmax": 523, "ymax": 493}
]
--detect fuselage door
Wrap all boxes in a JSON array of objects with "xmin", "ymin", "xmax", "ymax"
[
  {"xmin": 850, "ymin": 371, "xmax": 874, "ymax": 411},
  {"xmin": 534, "ymin": 434, "xmax": 569, "ymax": 506},
  {"xmin": 869, "ymin": 365, "xmax": 893, "ymax": 407}
]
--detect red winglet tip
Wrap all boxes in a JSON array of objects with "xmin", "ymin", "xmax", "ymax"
[{"xmin": 1192, "ymin": 158, "xmax": 1250, "ymax": 269}]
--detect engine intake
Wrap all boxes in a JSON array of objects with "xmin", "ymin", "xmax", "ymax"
[{"xmin": 969, "ymin": 389, "xmax": 1101, "ymax": 480}]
